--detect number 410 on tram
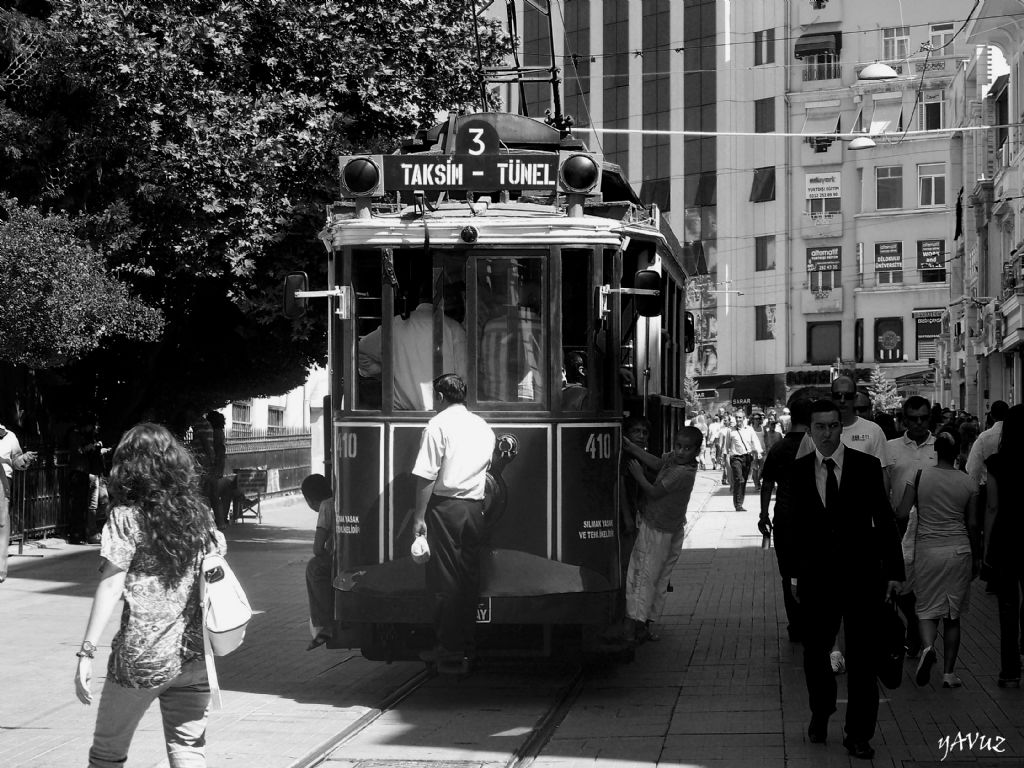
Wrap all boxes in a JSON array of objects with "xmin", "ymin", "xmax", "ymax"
[{"xmin": 285, "ymin": 112, "xmax": 695, "ymax": 661}]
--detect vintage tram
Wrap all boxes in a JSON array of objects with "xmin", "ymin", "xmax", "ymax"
[{"xmin": 293, "ymin": 111, "xmax": 694, "ymax": 660}]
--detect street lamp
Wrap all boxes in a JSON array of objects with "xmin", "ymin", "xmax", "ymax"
[
  {"xmin": 848, "ymin": 136, "xmax": 877, "ymax": 150},
  {"xmin": 858, "ymin": 61, "xmax": 900, "ymax": 81}
]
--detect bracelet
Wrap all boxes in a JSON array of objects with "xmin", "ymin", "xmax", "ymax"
[{"xmin": 76, "ymin": 641, "xmax": 97, "ymax": 659}]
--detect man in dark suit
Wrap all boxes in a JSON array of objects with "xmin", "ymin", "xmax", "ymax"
[{"xmin": 790, "ymin": 400, "xmax": 904, "ymax": 760}]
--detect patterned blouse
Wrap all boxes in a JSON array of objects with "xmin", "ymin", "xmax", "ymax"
[{"xmin": 101, "ymin": 505, "xmax": 225, "ymax": 688}]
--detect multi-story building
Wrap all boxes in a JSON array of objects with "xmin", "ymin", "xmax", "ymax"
[
  {"xmin": 504, "ymin": 0, "xmax": 969, "ymax": 411},
  {"xmin": 944, "ymin": 2, "xmax": 1024, "ymax": 412}
]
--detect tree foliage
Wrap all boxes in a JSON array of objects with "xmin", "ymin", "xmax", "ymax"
[
  {"xmin": 0, "ymin": 1, "xmax": 509, "ymax": 427},
  {"xmin": 0, "ymin": 196, "xmax": 163, "ymax": 368},
  {"xmin": 866, "ymin": 365, "xmax": 902, "ymax": 413}
]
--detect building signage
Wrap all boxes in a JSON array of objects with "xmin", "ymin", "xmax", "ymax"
[
  {"xmin": 807, "ymin": 245, "xmax": 841, "ymax": 272},
  {"xmin": 875, "ymin": 317, "xmax": 904, "ymax": 362},
  {"xmin": 917, "ymin": 240, "xmax": 944, "ymax": 271},
  {"xmin": 875, "ymin": 241, "xmax": 903, "ymax": 270},
  {"xmin": 805, "ymin": 172, "xmax": 841, "ymax": 199},
  {"xmin": 382, "ymin": 153, "xmax": 557, "ymax": 191}
]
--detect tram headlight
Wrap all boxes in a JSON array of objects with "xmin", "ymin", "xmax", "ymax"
[
  {"xmin": 460, "ymin": 226, "xmax": 479, "ymax": 243},
  {"xmin": 339, "ymin": 155, "xmax": 385, "ymax": 198},
  {"xmin": 558, "ymin": 151, "xmax": 602, "ymax": 195}
]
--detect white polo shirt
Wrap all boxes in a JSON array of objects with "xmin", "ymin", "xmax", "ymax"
[
  {"xmin": 887, "ymin": 432, "xmax": 937, "ymax": 506},
  {"xmin": 412, "ymin": 404, "xmax": 496, "ymax": 499}
]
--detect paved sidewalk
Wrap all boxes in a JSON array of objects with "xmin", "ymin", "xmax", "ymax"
[
  {"xmin": 536, "ymin": 470, "xmax": 1024, "ymax": 767},
  {"xmin": 3, "ymin": 473, "xmax": 1022, "ymax": 767},
  {"xmin": 1, "ymin": 494, "xmax": 419, "ymax": 768}
]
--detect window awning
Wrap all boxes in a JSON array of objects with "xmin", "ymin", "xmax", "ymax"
[
  {"xmin": 869, "ymin": 99, "xmax": 903, "ymax": 134},
  {"xmin": 801, "ymin": 111, "xmax": 841, "ymax": 136},
  {"xmin": 794, "ymin": 32, "xmax": 841, "ymax": 59}
]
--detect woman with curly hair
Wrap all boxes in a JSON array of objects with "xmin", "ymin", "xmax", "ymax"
[{"xmin": 74, "ymin": 423, "xmax": 224, "ymax": 768}]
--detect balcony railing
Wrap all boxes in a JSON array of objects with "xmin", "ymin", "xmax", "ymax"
[
  {"xmin": 1002, "ymin": 254, "xmax": 1024, "ymax": 299},
  {"xmin": 802, "ymin": 62, "xmax": 842, "ymax": 81}
]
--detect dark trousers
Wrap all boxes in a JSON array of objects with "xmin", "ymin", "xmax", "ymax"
[
  {"xmin": 996, "ymin": 563, "xmax": 1024, "ymax": 680},
  {"xmin": 68, "ymin": 470, "xmax": 99, "ymax": 540},
  {"xmin": 425, "ymin": 495, "xmax": 484, "ymax": 658},
  {"xmin": 730, "ymin": 454, "xmax": 752, "ymax": 508},
  {"xmin": 801, "ymin": 588, "xmax": 881, "ymax": 742},
  {"xmin": 780, "ymin": 575, "xmax": 802, "ymax": 641}
]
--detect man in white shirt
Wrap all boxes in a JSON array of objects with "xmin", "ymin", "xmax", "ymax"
[
  {"xmin": 965, "ymin": 400, "xmax": 1008, "ymax": 487},
  {"xmin": 412, "ymin": 374, "xmax": 495, "ymax": 674},
  {"xmin": 726, "ymin": 412, "xmax": 762, "ymax": 511},
  {"xmin": 359, "ymin": 283, "xmax": 467, "ymax": 411},
  {"xmin": 886, "ymin": 395, "xmax": 937, "ymax": 658},
  {"xmin": 799, "ymin": 376, "xmax": 892, "ymax": 495},
  {"xmin": 0, "ymin": 423, "xmax": 37, "ymax": 583}
]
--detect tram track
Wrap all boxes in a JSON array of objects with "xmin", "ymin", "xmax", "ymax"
[{"xmin": 287, "ymin": 662, "xmax": 586, "ymax": 768}]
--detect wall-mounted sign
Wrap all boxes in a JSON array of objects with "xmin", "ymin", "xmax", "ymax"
[
  {"xmin": 917, "ymin": 240, "xmax": 944, "ymax": 271},
  {"xmin": 875, "ymin": 241, "xmax": 903, "ymax": 271},
  {"xmin": 807, "ymin": 245, "xmax": 841, "ymax": 272},
  {"xmin": 805, "ymin": 171, "xmax": 841, "ymax": 199},
  {"xmin": 875, "ymin": 317, "xmax": 904, "ymax": 362}
]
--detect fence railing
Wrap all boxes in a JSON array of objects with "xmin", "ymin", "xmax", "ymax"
[{"xmin": 9, "ymin": 463, "xmax": 72, "ymax": 544}]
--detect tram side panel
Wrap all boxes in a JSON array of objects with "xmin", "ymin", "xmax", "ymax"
[{"xmin": 331, "ymin": 420, "xmax": 623, "ymax": 643}]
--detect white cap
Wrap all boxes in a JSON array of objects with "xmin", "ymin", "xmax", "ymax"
[{"xmin": 411, "ymin": 534, "xmax": 430, "ymax": 564}]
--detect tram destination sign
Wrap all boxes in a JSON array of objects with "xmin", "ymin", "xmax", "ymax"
[{"xmin": 382, "ymin": 153, "xmax": 557, "ymax": 192}]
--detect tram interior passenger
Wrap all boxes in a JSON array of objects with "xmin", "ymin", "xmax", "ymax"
[
  {"xmin": 357, "ymin": 256, "xmax": 467, "ymax": 410},
  {"xmin": 477, "ymin": 257, "xmax": 546, "ymax": 404},
  {"xmin": 561, "ymin": 351, "xmax": 588, "ymax": 410}
]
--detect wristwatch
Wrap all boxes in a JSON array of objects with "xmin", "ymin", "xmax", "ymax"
[{"xmin": 76, "ymin": 641, "xmax": 97, "ymax": 659}]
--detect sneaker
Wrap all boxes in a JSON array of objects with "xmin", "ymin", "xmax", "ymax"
[
  {"xmin": 830, "ymin": 650, "xmax": 846, "ymax": 674},
  {"xmin": 916, "ymin": 646, "xmax": 936, "ymax": 686},
  {"xmin": 942, "ymin": 673, "xmax": 963, "ymax": 688}
]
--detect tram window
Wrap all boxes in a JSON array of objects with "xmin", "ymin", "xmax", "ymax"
[
  {"xmin": 477, "ymin": 255, "xmax": 546, "ymax": 405},
  {"xmin": 352, "ymin": 249, "xmax": 383, "ymax": 410},
  {"xmin": 561, "ymin": 248, "xmax": 593, "ymax": 411},
  {"xmin": 357, "ymin": 249, "xmax": 467, "ymax": 411}
]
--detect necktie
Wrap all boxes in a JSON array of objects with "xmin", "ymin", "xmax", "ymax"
[{"xmin": 823, "ymin": 457, "xmax": 838, "ymax": 512}]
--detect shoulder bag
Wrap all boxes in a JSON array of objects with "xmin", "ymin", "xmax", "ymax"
[
  {"xmin": 199, "ymin": 537, "xmax": 252, "ymax": 707},
  {"xmin": 901, "ymin": 469, "xmax": 922, "ymax": 567}
]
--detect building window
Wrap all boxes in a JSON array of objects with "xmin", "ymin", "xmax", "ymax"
[
  {"xmin": 754, "ymin": 28, "xmax": 775, "ymax": 66},
  {"xmin": 808, "ymin": 197, "xmax": 841, "ymax": 217},
  {"xmin": 755, "ymin": 305, "xmax": 776, "ymax": 341},
  {"xmin": 807, "ymin": 321, "xmax": 841, "ymax": 364},
  {"xmin": 914, "ymin": 310, "xmax": 943, "ymax": 360},
  {"xmin": 754, "ymin": 97, "xmax": 775, "ymax": 133},
  {"xmin": 267, "ymin": 406, "xmax": 285, "ymax": 434},
  {"xmin": 809, "ymin": 270, "xmax": 838, "ymax": 291},
  {"xmin": 918, "ymin": 163, "xmax": 946, "ymax": 207},
  {"xmin": 802, "ymin": 53, "xmax": 841, "ymax": 81},
  {"xmin": 930, "ymin": 22, "xmax": 955, "ymax": 50},
  {"xmin": 876, "ymin": 165, "xmax": 903, "ymax": 209},
  {"xmin": 755, "ymin": 235, "xmax": 775, "ymax": 271},
  {"xmin": 918, "ymin": 94, "xmax": 945, "ymax": 130},
  {"xmin": 882, "ymin": 26, "xmax": 910, "ymax": 61},
  {"xmin": 875, "ymin": 241, "xmax": 903, "ymax": 284},
  {"xmin": 231, "ymin": 401, "xmax": 252, "ymax": 437},
  {"xmin": 750, "ymin": 166, "xmax": 776, "ymax": 202},
  {"xmin": 918, "ymin": 239, "xmax": 947, "ymax": 283},
  {"xmin": 875, "ymin": 317, "xmax": 904, "ymax": 362}
]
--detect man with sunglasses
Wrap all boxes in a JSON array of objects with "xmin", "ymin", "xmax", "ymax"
[
  {"xmin": 886, "ymin": 396, "xmax": 937, "ymax": 658},
  {"xmin": 825, "ymin": 376, "xmax": 892, "ymax": 495}
]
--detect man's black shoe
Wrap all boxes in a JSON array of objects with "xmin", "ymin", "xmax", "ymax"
[
  {"xmin": 842, "ymin": 737, "xmax": 875, "ymax": 760},
  {"xmin": 807, "ymin": 716, "xmax": 828, "ymax": 743}
]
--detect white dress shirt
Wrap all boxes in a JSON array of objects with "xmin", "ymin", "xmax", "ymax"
[
  {"xmin": 965, "ymin": 421, "xmax": 1002, "ymax": 486},
  {"xmin": 814, "ymin": 443, "xmax": 846, "ymax": 507},
  {"xmin": 412, "ymin": 404, "xmax": 496, "ymax": 499}
]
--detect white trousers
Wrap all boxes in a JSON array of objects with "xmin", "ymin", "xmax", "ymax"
[{"xmin": 625, "ymin": 517, "xmax": 686, "ymax": 624}]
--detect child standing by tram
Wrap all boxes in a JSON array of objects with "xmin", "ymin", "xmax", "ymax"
[{"xmin": 622, "ymin": 426, "xmax": 703, "ymax": 643}]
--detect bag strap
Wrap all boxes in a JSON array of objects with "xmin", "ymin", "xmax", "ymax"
[{"xmin": 199, "ymin": 556, "xmax": 223, "ymax": 709}]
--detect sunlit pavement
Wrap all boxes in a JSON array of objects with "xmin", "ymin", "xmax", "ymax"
[{"xmin": 2, "ymin": 472, "xmax": 1021, "ymax": 767}]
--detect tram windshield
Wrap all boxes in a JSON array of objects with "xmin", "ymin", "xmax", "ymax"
[{"xmin": 351, "ymin": 247, "xmax": 608, "ymax": 413}]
